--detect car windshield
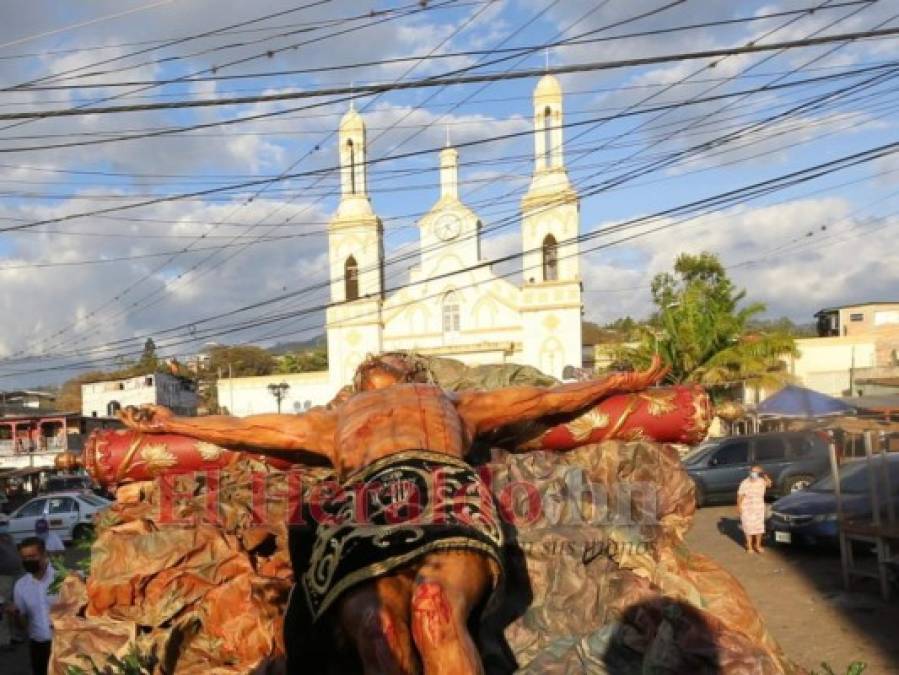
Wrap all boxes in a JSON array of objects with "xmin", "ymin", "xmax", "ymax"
[
  {"xmin": 683, "ymin": 443, "xmax": 716, "ymax": 464},
  {"xmin": 811, "ymin": 459, "xmax": 899, "ymax": 494},
  {"xmin": 77, "ymin": 493, "xmax": 109, "ymax": 507}
]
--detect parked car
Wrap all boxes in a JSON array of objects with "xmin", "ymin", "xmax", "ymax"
[
  {"xmin": 768, "ymin": 455, "xmax": 899, "ymax": 547},
  {"xmin": 44, "ymin": 474, "xmax": 94, "ymax": 494},
  {"xmin": 0, "ymin": 490, "xmax": 111, "ymax": 544},
  {"xmin": 684, "ymin": 431, "xmax": 831, "ymax": 506}
]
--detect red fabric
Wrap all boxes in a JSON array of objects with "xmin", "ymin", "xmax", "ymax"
[
  {"xmin": 84, "ymin": 430, "xmax": 293, "ymax": 487},
  {"xmin": 538, "ymin": 386, "xmax": 711, "ymax": 451}
]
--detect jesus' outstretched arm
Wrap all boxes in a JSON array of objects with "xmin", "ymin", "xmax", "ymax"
[
  {"xmin": 455, "ymin": 355, "xmax": 667, "ymax": 435},
  {"xmin": 119, "ymin": 404, "xmax": 337, "ymax": 462}
]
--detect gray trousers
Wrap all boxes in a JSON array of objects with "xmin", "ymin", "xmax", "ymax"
[{"xmin": 0, "ymin": 574, "xmax": 15, "ymax": 647}]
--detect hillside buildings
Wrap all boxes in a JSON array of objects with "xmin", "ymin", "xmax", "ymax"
[
  {"xmin": 81, "ymin": 372, "xmax": 198, "ymax": 418},
  {"xmin": 790, "ymin": 301, "xmax": 899, "ymax": 399}
]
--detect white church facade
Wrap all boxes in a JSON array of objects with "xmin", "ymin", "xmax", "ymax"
[{"xmin": 219, "ymin": 75, "xmax": 584, "ymax": 416}]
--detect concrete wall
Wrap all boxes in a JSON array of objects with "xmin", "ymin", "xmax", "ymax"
[
  {"xmin": 787, "ymin": 337, "xmax": 876, "ymax": 397},
  {"xmin": 82, "ymin": 373, "xmax": 197, "ymax": 417},
  {"xmin": 838, "ymin": 303, "xmax": 899, "ymax": 337},
  {"xmin": 216, "ymin": 371, "xmax": 338, "ymax": 417}
]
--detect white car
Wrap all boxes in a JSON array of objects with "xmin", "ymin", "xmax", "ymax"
[{"xmin": 0, "ymin": 490, "xmax": 111, "ymax": 545}]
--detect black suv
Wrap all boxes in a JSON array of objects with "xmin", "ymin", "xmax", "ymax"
[{"xmin": 683, "ymin": 431, "xmax": 831, "ymax": 506}]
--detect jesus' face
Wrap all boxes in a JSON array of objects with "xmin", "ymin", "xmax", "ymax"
[{"xmin": 359, "ymin": 366, "xmax": 402, "ymax": 391}]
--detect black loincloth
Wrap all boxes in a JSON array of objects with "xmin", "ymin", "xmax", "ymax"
[{"xmin": 299, "ymin": 449, "xmax": 504, "ymax": 622}]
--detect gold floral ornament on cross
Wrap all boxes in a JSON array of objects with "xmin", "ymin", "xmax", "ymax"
[
  {"xmin": 139, "ymin": 443, "xmax": 179, "ymax": 476},
  {"xmin": 196, "ymin": 442, "xmax": 224, "ymax": 462},
  {"xmin": 565, "ymin": 408, "xmax": 611, "ymax": 442},
  {"xmin": 638, "ymin": 391, "xmax": 678, "ymax": 417}
]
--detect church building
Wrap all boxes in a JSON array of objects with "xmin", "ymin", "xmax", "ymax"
[
  {"xmin": 326, "ymin": 73, "xmax": 583, "ymax": 386},
  {"xmin": 218, "ymin": 76, "xmax": 584, "ymax": 415}
]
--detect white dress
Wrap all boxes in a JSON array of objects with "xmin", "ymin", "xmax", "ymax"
[{"xmin": 738, "ymin": 477, "xmax": 767, "ymax": 536}]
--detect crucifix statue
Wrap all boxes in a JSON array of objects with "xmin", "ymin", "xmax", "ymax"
[{"xmin": 122, "ymin": 353, "xmax": 665, "ymax": 674}]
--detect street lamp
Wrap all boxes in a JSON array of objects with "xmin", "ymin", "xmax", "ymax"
[{"xmin": 267, "ymin": 382, "xmax": 290, "ymax": 413}]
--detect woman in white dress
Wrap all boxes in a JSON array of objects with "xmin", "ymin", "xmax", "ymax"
[{"xmin": 737, "ymin": 465, "xmax": 772, "ymax": 553}]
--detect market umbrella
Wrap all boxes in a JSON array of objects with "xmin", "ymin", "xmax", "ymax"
[{"xmin": 756, "ymin": 384, "xmax": 855, "ymax": 418}]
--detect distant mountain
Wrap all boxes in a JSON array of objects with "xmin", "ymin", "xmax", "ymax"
[{"xmin": 267, "ymin": 335, "xmax": 326, "ymax": 356}]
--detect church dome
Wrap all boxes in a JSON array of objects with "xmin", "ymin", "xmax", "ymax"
[{"xmin": 534, "ymin": 74, "xmax": 562, "ymax": 103}]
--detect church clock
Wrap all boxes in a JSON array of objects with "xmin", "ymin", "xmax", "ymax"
[{"xmin": 435, "ymin": 214, "xmax": 461, "ymax": 241}]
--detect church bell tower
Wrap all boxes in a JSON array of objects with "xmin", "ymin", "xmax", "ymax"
[
  {"xmin": 325, "ymin": 104, "xmax": 384, "ymax": 388},
  {"xmin": 520, "ymin": 75, "xmax": 583, "ymax": 377}
]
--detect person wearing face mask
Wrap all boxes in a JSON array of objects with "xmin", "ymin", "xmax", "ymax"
[
  {"xmin": 6, "ymin": 537, "xmax": 55, "ymax": 675},
  {"xmin": 737, "ymin": 465, "xmax": 773, "ymax": 554}
]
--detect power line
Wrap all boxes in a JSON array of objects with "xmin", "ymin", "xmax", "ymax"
[
  {"xmin": 2, "ymin": 26, "xmax": 898, "ymax": 123},
  {"xmin": 6, "ymin": 133, "xmax": 898, "ymax": 372},
  {"xmin": 0, "ymin": 0, "xmax": 176, "ymax": 51},
  {"xmin": 11, "ymin": 1, "xmax": 874, "ymax": 92},
  {"xmin": 8, "ymin": 6, "xmax": 899, "ymax": 364},
  {"xmin": 8, "ymin": 0, "xmax": 504, "ymax": 360},
  {"xmin": 0, "ymin": 60, "xmax": 884, "ymax": 246},
  {"xmin": 0, "ymin": 3, "xmax": 489, "ymax": 63},
  {"xmin": 0, "ymin": 60, "xmax": 890, "ymax": 203}
]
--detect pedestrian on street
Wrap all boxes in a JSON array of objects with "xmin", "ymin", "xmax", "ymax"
[
  {"xmin": 738, "ymin": 464, "xmax": 772, "ymax": 554},
  {"xmin": 6, "ymin": 537, "xmax": 55, "ymax": 675},
  {"xmin": 34, "ymin": 520, "xmax": 65, "ymax": 556},
  {"xmin": 0, "ymin": 532, "xmax": 23, "ymax": 651}
]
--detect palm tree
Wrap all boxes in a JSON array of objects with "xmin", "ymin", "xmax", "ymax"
[{"xmin": 615, "ymin": 253, "xmax": 797, "ymax": 397}]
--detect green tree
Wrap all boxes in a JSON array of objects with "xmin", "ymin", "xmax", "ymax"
[
  {"xmin": 204, "ymin": 345, "xmax": 275, "ymax": 377},
  {"xmin": 275, "ymin": 348, "xmax": 328, "ymax": 374},
  {"xmin": 138, "ymin": 338, "xmax": 158, "ymax": 372},
  {"xmin": 616, "ymin": 252, "xmax": 797, "ymax": 394},
  {"xmin": 747, "ymin": 316, "xmax": 817, "ymax": 337}
]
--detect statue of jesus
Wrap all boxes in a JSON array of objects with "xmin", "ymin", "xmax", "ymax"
[{"xmin": 122, "ymin": 353, "xmax": 664, "ymax": 674}]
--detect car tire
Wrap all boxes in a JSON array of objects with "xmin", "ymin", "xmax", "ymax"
[
  {"xmin": 73, "ymin": 524, "xmax": 93, "ymax": 542},
  {"xmin": 693, "ymin": 483, "xmax": 706, "ymax": 508},
  {"xmin": 784, "ymin": 475, "xmax": 815, "ymax": 495}
]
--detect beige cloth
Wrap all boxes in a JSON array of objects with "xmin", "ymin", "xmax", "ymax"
[{"xmin": 738, "ymin": 477, "xmax": 767, "ymax": 536}]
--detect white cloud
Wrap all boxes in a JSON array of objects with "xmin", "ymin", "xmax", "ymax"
[
  {"xmin": 1, "ymin": 1, "xmax": 898, "ymax": 386},
  {"xmin": 581, "ymin": 197, "xmax": 899, "ymax": 324}
]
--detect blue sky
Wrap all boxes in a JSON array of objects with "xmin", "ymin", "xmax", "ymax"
[{"xmin": 0, "ymin": 0, "xmax": 898, "ymax": 387}]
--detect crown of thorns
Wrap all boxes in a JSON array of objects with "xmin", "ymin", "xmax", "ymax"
[{"xmin": 352, "ymin": 352, "xmax": 433, "ymax": 390}]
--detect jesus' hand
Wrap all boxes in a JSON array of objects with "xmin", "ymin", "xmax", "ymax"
[{"xmin": 120, "ymin": 404, "xmax": 175, "ymax": 432}]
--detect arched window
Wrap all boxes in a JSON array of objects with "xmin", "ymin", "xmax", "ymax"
[
  {"xmin": 346, "ymin": 139, "xmax": 356, "ymax": 194},
  {"xmin": 107, "ymin": 401, "xmax": 121, "ymax": 417},
  {"xmin": 476, "ymin": 220, "xmax": 483, "ymax": 260},
  {"xmin": 442, "ymin": 291, "xmax": 460, "ymax": 335},
  {"xmin": 542, "ymin": 234, "xmax": 559, "ymax": 281},
  {"xmin": 543, "ymin": 105, "xmax": 552, "ymax": 168},
  {"xmin": 345, "ymin": 255, "xmax": 359, "ymax": 301}
]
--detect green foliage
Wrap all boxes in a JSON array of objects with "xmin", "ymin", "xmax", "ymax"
[
  {"xmin": 275, "ymin": 347, "xmax": 328, "ymax": 374},
  {"xmin": 193, "ymin": 344, "xmax": 276, "ymax": 414},
  {"xmin": 48, "ymin": 525, "xmax": 96, "ymax": 595},
  {"xmin": 598, "ymin": 316, "xmax": 642, "ymax": 341},
  {"xmin": 748, "ymin": 316, "xmax": 818, "ymax": 337},
  {"xmin": 203, "ymin": 345, "xmax": 276, "ymax": 377},
  {"xmin": 615, "ymin": 252, "xmax": 797, "ymax": 393},
  {"xmin": 138, "ymin": 338, "xmax": 158, "ymax": 373},
  {"xmin": 48, "ymin": 556, "xmax": 69, "ymax": 595},
  {"xmin": 811, "ymin": 662, "xmax": 867, "ymax": 675},
  {"xmin": 64, "ymin": 644, "xmax": 157, "ymax": 675}
]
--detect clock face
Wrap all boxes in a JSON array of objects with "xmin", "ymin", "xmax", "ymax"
[{"xmin": 435, "ymin": 215, "xmax": 461, "ymax": 241}]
